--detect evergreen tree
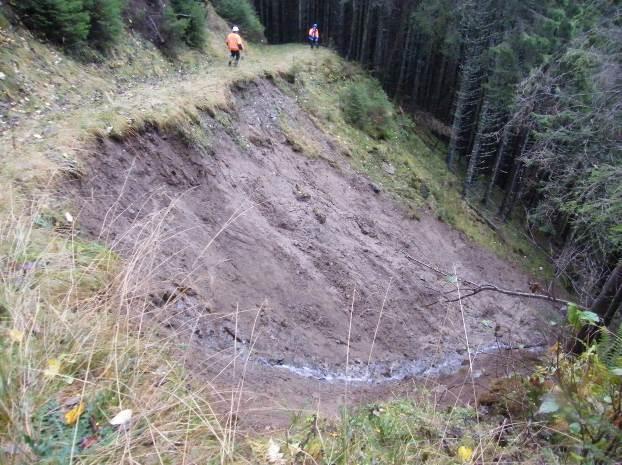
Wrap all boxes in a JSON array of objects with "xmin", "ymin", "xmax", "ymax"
[
  {"xmin": 214, "ymin": 0, "xmax": 264, "ymax": 41},
  {"xmin": 85, "ymin": 0, "xmax": 124, "ymax": 51},
  {"xmin": 161, "ymin": 0, "xmax": 208, "ymax": 51},
  {"xmin": 13, "ymin": 0, "xmax": 90, "ymax": 49}
]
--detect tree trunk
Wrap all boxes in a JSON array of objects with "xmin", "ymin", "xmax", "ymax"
[
  {"xmin": 395, "ymin": 20, "xmax": 412, "ymax": 95},
  {"xmin": 463, "ymin": 99, "xmax": 489, "ymax": 197},
  {"xmin": 483, "ymin": 122, "xmax": 512, "ymax": 206},
  {"xmin": 591, "ymin": 260, "xmax": 622, "ymax": 326},
  {"xmin": 499, "ymin": 129, "xmax": 528, "ymax": 220}
]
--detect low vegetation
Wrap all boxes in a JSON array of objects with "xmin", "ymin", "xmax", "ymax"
[
  {"xmin": 9, "ymin": 0, "xmax": 124, "ymax": 54},
  {"xmin": 341, "ymin": 78, "xmax": 395, "ymax": 140},
  {"xmin": 213, "ymin": 0, "xmax": 264, "ymax": 41}
]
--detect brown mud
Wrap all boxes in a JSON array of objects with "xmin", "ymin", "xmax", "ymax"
[{"xmin": 65, "ymin": 79, "xmax": 559, "ymax": 430}]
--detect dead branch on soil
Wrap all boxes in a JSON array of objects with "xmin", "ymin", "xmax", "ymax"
[{"xmin": 403, "ymin": 253, "xmax": 573, "ymax": 306}]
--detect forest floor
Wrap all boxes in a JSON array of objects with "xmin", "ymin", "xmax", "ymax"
[{"xmin": 1, "ymin": 16, "xmax": 565, "ymax": 464}]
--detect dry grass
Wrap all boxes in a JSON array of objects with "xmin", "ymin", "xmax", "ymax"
[
  {"xmin": 0, "ymin": 19, "xmax": 336, "ymax": 463},
  {"xmin": 0, "ymin": 193, "xmax": 249, "ymax": 463}
]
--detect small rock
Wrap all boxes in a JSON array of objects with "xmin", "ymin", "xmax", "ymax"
[
  {"xmin": 355, "ymin": 217, "xmax": 377, "ymax": 238},
  {"xmin": 313, "ymin": 208, "xmax": 326, "ymax": 224},
  {"xmin": 370, "ymin": 182, "xmax": 381, "ymax": 193},
  {"xmin": 382, "ymin": 162, "xmax": 396, "ymax": 175},
  {"xmin": 293, "ymin": 184, "xmax": 311, "ymax": 201},
  {"xmin": 0, "ymin": 72, "xmax": 6, "ymax": 80}
]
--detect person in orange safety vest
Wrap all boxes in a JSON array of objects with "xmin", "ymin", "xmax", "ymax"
[
  {"xmin": 226, "ymin": 26, "xmax": 244, "ymax": 66},
  {"xmin": 308, "ymin": 24, "xmax": 319, "ymax": 49}
]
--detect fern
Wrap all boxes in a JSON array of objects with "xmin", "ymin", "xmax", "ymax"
[{"xmin": 597, "ymin": 324, "xmax": 622, "ymax": 370}]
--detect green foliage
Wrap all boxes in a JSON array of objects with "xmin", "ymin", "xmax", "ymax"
[
  {"xmin": 341, "ymin": 79, "xmax": 395, "ymax": 140},
  {"xmin": 597, "ymin": 325, "xmax": 622, "ymax": 371},
  {"xmin": 11, "ymin": 0, "xmax": 125, "ymax": 53},
  {"xmin": 26, "ymin": 392, "xmax": 117, "ymax": 463},
  {"xmin": 162, "ymin": 0, "xmax": 207, "ymax": 51},
  {"xmin": 213, "ymin": 0, "xmax": 264, "ymax": 41},
  {"xmin": 281, "ymin": 401, "xmax": 487, "ymax": 464},
  {"xmin": 84, "ymin": 0, "xmax": 124, "ymax": 51},
  {"xmin": 531, "ymin": 346, "xmax": 622, "ymax": 463},
  {"xmin": 567, "ymin": 302, "xmax": 600, "ymax": 330},
  {"xmin": 12, "ymin": 0, "xmax": 90, "ymax": 49}
]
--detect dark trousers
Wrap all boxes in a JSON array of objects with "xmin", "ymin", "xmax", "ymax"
[
  {"xmin": 309, "ymin": 38, "xmax": 319, "ymax": 49},
  {"xmin": 229, "ymin": 50, "xmax": 240, "ymax": 65}
]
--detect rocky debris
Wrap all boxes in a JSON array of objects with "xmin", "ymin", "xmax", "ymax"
[
  {"xmin": 313, "ymin": 208, "xmax": 327, "ymax": 224},
  {"xmin": 66, "ymin": 78, "xmax": 551, "ymax": 423},
  {"xmin": 355, "ymin": 216, "xmax": 377, "ymax": 238},
  {"xmin": 370, "ymin": 182, "xmax": 381, "ymax": 194},
  {"xmin": 293, "ymin": 183, "xmax": 311, "ymax": 201}
]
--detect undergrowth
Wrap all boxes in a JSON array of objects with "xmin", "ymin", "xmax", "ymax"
[{"xmin": 341, "ymin": 78, "xmax": 396, "ymax": 140}]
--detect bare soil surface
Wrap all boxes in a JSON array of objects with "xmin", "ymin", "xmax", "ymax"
[{"xmin": 65, "ymin": 79, "xmax": 558, "ymax": 430}]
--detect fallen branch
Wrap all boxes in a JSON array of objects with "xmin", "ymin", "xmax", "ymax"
[
  {"xmin": 444, "ymin": 283, "xmax": 571, "ymax": 305},
  {"xmin": 403, "ymin": 252, "xmax": 573, "ymax": 306}
]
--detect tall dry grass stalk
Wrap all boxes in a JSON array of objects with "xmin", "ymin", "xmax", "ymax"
[{"xmin": 0, "ymin": 193, "xmax": 250, "ymax": 464}]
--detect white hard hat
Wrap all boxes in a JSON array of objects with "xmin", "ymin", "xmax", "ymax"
[{"xmin": 232, "ymin": 26, "xmax": 239, "ymax": 32}]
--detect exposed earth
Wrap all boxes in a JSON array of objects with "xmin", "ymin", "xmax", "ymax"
[{"xmin": 65, "ymin": 78, "xmax": 559, "ymax": 429}]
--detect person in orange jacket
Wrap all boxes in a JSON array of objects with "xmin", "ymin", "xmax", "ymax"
[
  {"xmin": 226, "ymin": 26, "xmax": 244, "ymax": 66},
  {"xmin": 308, "ymin": 24, "xmax": 319, "ymax": 49}
]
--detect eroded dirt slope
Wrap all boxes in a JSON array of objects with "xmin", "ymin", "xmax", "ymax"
[{"xmin": 66, "ymin": 79, "xmax": 557, "ymax": 425}]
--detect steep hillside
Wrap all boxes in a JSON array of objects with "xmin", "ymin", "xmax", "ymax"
[
  {"xmin": 2, "ymin": 7, "xmax": 618, "ymax": 465},
  {"xmin": 64, "ymin": 75, "xmax": 557, "ymax": 422}
]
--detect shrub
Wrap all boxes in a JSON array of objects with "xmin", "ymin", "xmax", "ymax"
[
  {"xmin": 12, "ymin": 0, "xmax": 90, "ymax": 49},
  {"xmin": 11, "ymin": 0, "xmax": 125, "ymax": 53},
  {"xmin": 213, "ymin": 0, "xmax": 264, "ymax": 41},
  {"xmin": 528, "ymin": 313, "xmax": 622, "ymax": 463},
  {"xmin": 85, "ymin": 0, "xmax": 124, "ymax": 51},
  {"xmin": 162, "ymin": 0, "xmax": 207, "ymax": 51},
  {"xmin": 341, "ymin": 79, "xmax": 395, "ymax": 139}
]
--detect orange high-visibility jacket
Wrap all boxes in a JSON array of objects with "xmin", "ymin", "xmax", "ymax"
[
  {"xmin": 226, "ymin": 32, "xmax": 243, "ymax": 52},
  {"xmin": 309, "ymin": 28, "xmax": 319, "ymax": 39}
]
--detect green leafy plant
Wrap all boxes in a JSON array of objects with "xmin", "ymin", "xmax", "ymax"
[
  {"xmin": 532, "ymin": 347, "xmax": 622, "ymax": 463},
  {"xmin": 529, "ymin": 314, "xmax": 622, "ymax": 463},
  {"xmin": 567, "ymin": 302, "xmax": 601, "ymax": 330}
]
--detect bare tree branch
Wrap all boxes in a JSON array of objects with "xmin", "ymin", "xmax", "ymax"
[{"xmin": 403, "ymin": 252, "xmax": 573, "ymax": 306}]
